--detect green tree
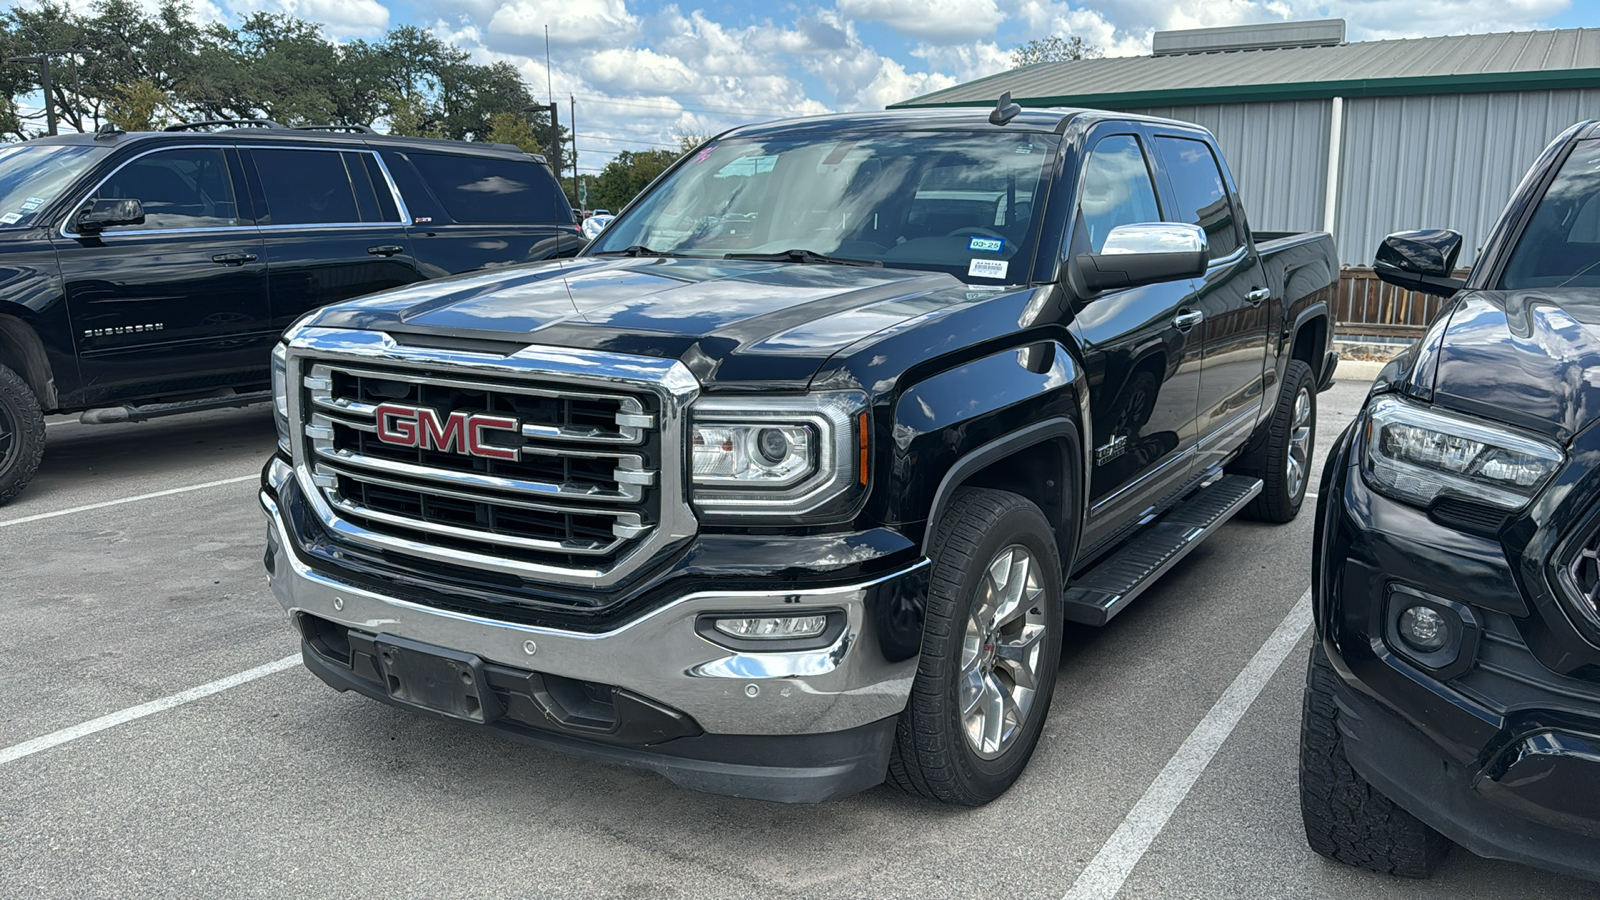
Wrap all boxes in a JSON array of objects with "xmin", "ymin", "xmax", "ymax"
[
  {"xmin": 485, "ymin": 111, "xmax": 541, "ymax": 154},
  {"xmin": 1010, "ymin": 35, "xmax": 1101, "ymax": 68},
  {"xmin": 105, "ymin": 77, "xmax": 172, "ymax": 131},
  {"xmin": 589, "ymin": 148, "xmax": 680, "ymax": 211}
]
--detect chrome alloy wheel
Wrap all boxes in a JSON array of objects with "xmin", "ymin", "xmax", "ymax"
[
  {"xmin": 960, "ymin": 544, "xmax": 1049, "ymax": 760},
  {"xmin": 1286, "ymin": 386, "xmax": 1313, "ymax": 500}
]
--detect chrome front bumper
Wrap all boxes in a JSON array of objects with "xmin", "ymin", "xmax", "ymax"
[{"xmin": 261, "ymin": 485, "xmax": 928, "ymax": 737}]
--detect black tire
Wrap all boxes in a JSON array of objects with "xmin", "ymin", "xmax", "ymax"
[
  {"xmin": 1300, "ymin": 645, "xmax": 1450, "ymax": 878},
  {"xmin": 888, "ymin": 488, "xmax": 1063, "ymax": 805},
  {"xmin": 0, "ymin": 363, "xmax": 45, "ymax": 507},
  {"xmin": 1234, "ymin": 359, "xmax": 1316, "ymax": 522}
]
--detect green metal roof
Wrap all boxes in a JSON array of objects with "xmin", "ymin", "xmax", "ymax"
[{"xmin": 890, "ymin": 28, "xmax": 1600, "ymax": 110}]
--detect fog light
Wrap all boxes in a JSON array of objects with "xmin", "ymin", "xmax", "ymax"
[
  {"xmin": 1398, "ymin": 606, "xmax": 1448, "ymax": 651},
  {"xmin": 713, "ymin": 615, "xmax": 828, "ymax": 640}
]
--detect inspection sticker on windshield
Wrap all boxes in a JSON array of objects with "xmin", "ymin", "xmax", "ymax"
[
  {"xmin": 968, "ymin": 237, "xmax": 1004, "ymax": 252},
  {"xmin": 968, "ymin": 259, "xmax": 1008, "ymax": 279},
  {"xmin": 19, "ymin": 196, "xmax": 43, "ymax": 210},
  {"xmin": 0, "ymin": 213, "xmax": 22, "ymax": 224}
]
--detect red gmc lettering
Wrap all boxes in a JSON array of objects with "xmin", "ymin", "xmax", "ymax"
[
  {"xmin": 468, "ymin": 414, "xmax": 521, "ymax": 461},
  {"xmin": 373, "ymin": 403, "xmax": 520, "ymax": 461}
]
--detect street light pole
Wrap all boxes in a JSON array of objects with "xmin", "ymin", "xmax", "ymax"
[{"xmin": 8, "ymin": 54, "xmax": 55, "ymax": 135}]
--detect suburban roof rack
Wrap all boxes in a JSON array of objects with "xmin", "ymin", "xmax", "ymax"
[
  {"xmin": 164, "ymin": 118, "xmax": 284, "ymax": 132},
  {"xmin": 292, "ymin": 124, "xmax": 377, "ymax": 134}
]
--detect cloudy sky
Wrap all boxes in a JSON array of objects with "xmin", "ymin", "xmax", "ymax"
[{"xmin": 217, "ymin": 0, "xmax": 1596, "ymax": 178}]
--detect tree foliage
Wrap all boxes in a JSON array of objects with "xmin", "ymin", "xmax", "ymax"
[
  {"xmin": 0, "ymin": 0, "xmax": 563, "ymax": 150},
  {"xmin": 1010, "ymin": 35, "xmax": 1102, "ymax": 68},
  {"xmin": 589, "ymin": 149, "xmax": 680, "ymax": 211}
]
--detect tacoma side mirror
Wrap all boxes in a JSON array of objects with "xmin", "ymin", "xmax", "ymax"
[
  {"xmin": 75, "ymin": 198, "xmax": 145, "ymax": 234},
  {"xmin": 1373, "ymin": 229, "xmax": 1466, "ymax": 298},
  {"xmin": 1076, "ymin": 223, "xmax": 1208, "ymax": 293}
]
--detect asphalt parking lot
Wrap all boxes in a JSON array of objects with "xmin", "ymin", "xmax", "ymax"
[{"xmin": 1, "ymin": 372, "xmax": 1593, "ymax": 899}]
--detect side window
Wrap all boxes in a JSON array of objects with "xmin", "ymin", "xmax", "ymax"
[
  {"xmin": 91, "ymin": 147, "xmax": 240, "ymax": 232},
  {"xmin": 1153, "ymin": 136, "xmax": 1241, "ymax": 260},
  {"xmin": 1075, "ymin": 135, "xmax": 1161, "ymax": 253},
  {"xmin": 407, "ymin": 153, "xmax": 565, "ymax": 224},
  {"xmin": 252, "ymin": 149, "xmax": 361, "ymax": 226}
]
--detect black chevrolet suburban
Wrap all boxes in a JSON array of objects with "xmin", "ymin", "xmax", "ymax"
[
  {"xmin": 261, "ymin": 105, "xmax": 1339, "ymax": 804},
  {"xmin": 1304, "ymin": 121, "xmax": 1600, "ymax": 881},
  {"xmin": 0, "ymin": 121, "xmax": 581, "ymax": 505}
]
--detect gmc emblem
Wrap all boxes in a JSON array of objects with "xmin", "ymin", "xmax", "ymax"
[{"xmin": 373, "ymin": 403, "xmax": 521, "ymax": 461}]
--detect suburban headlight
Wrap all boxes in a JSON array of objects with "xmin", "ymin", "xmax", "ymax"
[
  {"xmin": 690, "ymin": 392, "xmax": 869, "ymax": 519},
  {"xmin": 1361, "ymin": 395, "xmax": 1562, "ymax": 511},
  {"xmin": 271, "ymin": 341, "xmax": 290, "ymax": 455}
]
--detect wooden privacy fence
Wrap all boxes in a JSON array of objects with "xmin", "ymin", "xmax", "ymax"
[{"xmin": 1335, "ymin": 266, "xmax": 1466, "ymax": 340}]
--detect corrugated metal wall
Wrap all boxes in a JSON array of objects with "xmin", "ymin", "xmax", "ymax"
[
  {"xmin": 1125, "ymin": 100, "xmax": 1331, "ymax": 236},
  {"xmin": 1337, "ymin": 89, "xmax": 1600, "ymax": 267}
]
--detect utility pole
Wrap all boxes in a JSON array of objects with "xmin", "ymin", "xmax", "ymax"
[
  {"xmin": 569, "ymin": 94, "xmax": 578, "ymax": 208},
  {"xmin": 8, "ymin": 53, "xmax": 56, "ymax": 135}
]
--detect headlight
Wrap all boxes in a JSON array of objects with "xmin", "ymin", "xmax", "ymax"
[
  {"xmin": 689, "ymin": 392, "xmax": 869, "ymax": 520},
  {"xmin": 271, "ymin": 341, "xmax": 290, "ymax": 455},
  {"xmin": 1361, "ymin": 394, "xmax": 1562, "ymax": 511}
]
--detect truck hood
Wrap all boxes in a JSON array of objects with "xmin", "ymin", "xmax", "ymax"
[
  {"xmin": 1431, "ymin": 288, "xmax": 1600, "ymax": 443},
  {"xmin": 309, "ymin": 256, "xmax": 975, "ymax": 388}
]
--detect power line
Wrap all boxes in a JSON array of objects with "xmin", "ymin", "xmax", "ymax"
[
  {"xmin": 577, "ymin": 133, "xmax": 679, "ymax": 148},
  {"xmin": 572, "ymin": 93, "xmax": 810, "ymax": 118}
]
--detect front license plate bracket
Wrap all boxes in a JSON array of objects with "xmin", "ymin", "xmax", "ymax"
[{"xmin": 373, "ymin": 634, "xmax": 504, "ymax": 724}]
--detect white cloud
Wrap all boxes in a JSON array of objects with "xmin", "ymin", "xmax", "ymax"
[
  {"xmin": 228, "ymin": 0, "xmax": 389, "ymax": 37},
  {"xmin": 836, "ymin": 0, "xmax": 1004, "ymax": 42},
  {"xmin": 485, "ymin": 0, "xmax": 639, "ymax": 45}
]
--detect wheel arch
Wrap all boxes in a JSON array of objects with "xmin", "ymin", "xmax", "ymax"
[{"xmin": 0, "ymin": 312, "xmax": 57, "ymax": 410}]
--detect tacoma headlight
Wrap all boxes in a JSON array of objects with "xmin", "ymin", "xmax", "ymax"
[
  {"xmin": 271, "ymin": 341, "xmax": 290, "ymax": 455},
  {"xmin": 1362, "ymin": 395, "xmax": 1562, "ymax": 512},
  {"xmin": 690, "ymin": 392, "xmax": 869, "ymax": 519}
]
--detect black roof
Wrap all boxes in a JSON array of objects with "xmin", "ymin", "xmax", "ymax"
[
  {"xmin": 713, "ymin": 106, "xmax": 1209, "ymax": 141},
  {"xmin": 27, "ymin": 125, "xmax": 548, "ymax": 163}
]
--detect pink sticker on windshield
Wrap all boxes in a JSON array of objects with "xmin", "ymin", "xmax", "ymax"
[{"xmin": 696, "ymin": 144, "xmax": 717, "ymax": 162}]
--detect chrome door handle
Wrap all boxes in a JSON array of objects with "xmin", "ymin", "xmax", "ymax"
[
  {"xmin": 368, "ymin": 245, "xmax": 404, "ymax": 257},
  {"xmin": 1173, "ymin": 309, "xmax": 1204, "ymax": 331},
  {"xmin": 1246, "ymin": 288, "xmax": 1270, "ymax": 306},
  {"xmin": 210, "ymin": 252, "xmax": 257, "ymax": 265}
]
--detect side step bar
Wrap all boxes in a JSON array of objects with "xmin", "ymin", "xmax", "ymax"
[
  {"xmin": 1063, "ymin": 474, "xmax": 1262, "ymax": 626},
  {"xmin": 79, "ymin": 389, "xmax": 273, "ymax": 425}
]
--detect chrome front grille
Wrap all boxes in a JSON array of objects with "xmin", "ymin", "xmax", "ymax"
[{"xmin": 284, "ymin": 328, "xmax": 698, "ymax": 589}]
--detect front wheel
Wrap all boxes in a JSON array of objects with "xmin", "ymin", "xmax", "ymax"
[
  {"xmin": 0, "ymin": 363, "xmax": 45, "ymax": 507},
  {"xmin": 888, "ymin": 488, "xmax": 1063, "ymax": 805},
  {"xmin": 1234, "ymin": 359, "xmax": 1315, "ymax": 522}
]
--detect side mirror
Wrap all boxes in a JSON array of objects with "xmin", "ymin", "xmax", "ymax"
[
  {"xmin": 75, "ymin": 198, "xmax": 144, "ymax": 234},
  {"xmin": 1373, "ymin": 229, "xmax": 1466, "ymax": 298},
  {"xmin": 1075, "ymin": 223, "xmax": 1208, "ymax": 293}
]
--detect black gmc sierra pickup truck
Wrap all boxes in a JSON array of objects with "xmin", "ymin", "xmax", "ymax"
[
  {"xmin": 261, "ymin": 104, "xmax": 1338, "ymax": 804},
  {"xmin": 1304, "ymin": 120, "xmax": 1600, "ymax": 881}
]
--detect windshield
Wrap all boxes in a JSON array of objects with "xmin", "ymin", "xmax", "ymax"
[
  {"xmin": 0, "ymin": 144, "xmax": 108, "ymax": 229},
  {"xmin": 1501, "ymin": 139, "xmax": 1600, "ymax": 289},
  {"xmin": 588, "ymin": 131, "xmax": 1060, "ymax": 284}
]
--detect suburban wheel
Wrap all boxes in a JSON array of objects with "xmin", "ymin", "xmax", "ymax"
[
  {"xmin": 1300, "ymin": 644, "xmax": 1450, "ymax": 878},
  {"xmin": 1235, "ymin": 358, "xmax": 1315, "ymax": 522},
  {"xmin": 888, "ymin": 488, "xmax": 1063, "ymax": 805},
  {"xmin": 0, "ymin": 363, "xmax": 45, "ymax": 507}
]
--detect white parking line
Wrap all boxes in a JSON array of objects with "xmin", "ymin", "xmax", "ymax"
[
  {"xmin": 0, "ymin": 655, "xmax": 300, "ymax": 767},
  {"xmin": 1062, "ymin": 588, "xmax": 1312, "ymax": 900},
  {"xmin": 0, "ymin": 474, "xmax": 258, "ymax": 528}
]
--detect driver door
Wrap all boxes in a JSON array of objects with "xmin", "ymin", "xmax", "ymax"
[{"xmin": 54, "ymin": 145, "xmax": 270, "ymax": 403}]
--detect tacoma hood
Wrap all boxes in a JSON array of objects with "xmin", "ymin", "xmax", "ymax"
[
  {"xmin": 1431, "ymin": 288, "xmax": 1600, "ymax": 443},
  {"xmin": 309, "ymin": 256, "xmax": 979, "ymax": 388}
]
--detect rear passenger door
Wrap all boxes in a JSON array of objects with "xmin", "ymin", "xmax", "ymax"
[
  {"xmin": 386, "ymin": 150, "xmax": 582, "ymax": 277},
  {"xmin": 1149, "ymin": 135, "xmax": 1271, "ymax": 472},
  {"xmin": 242, "ymin": 146, "xmax": 420, "ymax": 329}
]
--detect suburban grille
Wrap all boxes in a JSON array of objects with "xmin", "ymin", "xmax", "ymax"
[{"xmin": 286, "ymin": 337, "xmax": 696, "ymax": 591}]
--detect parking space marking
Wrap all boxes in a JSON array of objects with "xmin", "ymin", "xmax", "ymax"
[
  {"xmin": 0, "ymin": 655, "xmax": 299, "ymax": 767},
  {"xmin": 1062, "ymin": 588, "xmax": 1312, "ymax": 900},
  {"xmin": 0, "ymin": 474, "xmax": 258, "ymax": 529}
]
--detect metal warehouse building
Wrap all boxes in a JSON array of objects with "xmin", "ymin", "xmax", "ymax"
[{"xmin": 892, "ymin": 20, "xmax": 1600, "ymax": 275}]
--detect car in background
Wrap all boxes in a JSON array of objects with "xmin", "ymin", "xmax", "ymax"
[
  {"xmin": 0, "ymin": 120, "xmax": 584, "ymax": 506},
  {"xmin": 581, "ymin": 209, "xmax": 614, "ymax": 240},
  {"xmin": 1303, "ymin": 120, "xmax": 1600, "ymax": 882}
]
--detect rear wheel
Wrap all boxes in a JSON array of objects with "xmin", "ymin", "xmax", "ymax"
[
  {"xmin": 888, "ymin": 488, "xmax": 1063, "ymax": 805},
  {"xmin": 1234, "ymin": 359, "xmax": 1315, "ymax": 522},
  {"xmin": 1300, "ymin": 645, "xmax": 1450, "ymax": 877},
  {"xmin": 0, "ymin": 363, "xmax": 45, "ymax": 507}
]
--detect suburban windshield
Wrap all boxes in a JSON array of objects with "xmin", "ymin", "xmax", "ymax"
[
  {"xmin": 588, "ymin": 132, "xmax": 1060, "ymax": 284},
  {"xmin": 1501, "ymin": 139, "xmax": 1600, "ymax": 289},
  {"xmin": 0, "ymin": 144, "xmax": 108, "ymax": 229}
]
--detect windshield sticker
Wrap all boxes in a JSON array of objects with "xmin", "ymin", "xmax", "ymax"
[
  {"xmin": 1016, "ymin": 144, "xmax": 1034, "ymax": 154},
  {"xmin": 19, "ymin": 200, "xmax": 40, "ymax": 211},
  {"xmin": 696, "ymin": 143, "xmax": 718, "ymax": 163},
  {"xmin": 968, "ymin": 237, "xmax": 1004, "ymax": 253},
  {"xmin": 968, "ymin": 259, "xmax": 1008, "ymax": 279},
  {"xmin": 0, "ymin": 213, "xmax": 21, "ymax": 224}
]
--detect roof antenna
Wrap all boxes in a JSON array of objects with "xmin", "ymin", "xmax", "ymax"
[{"xmin": 990, "ymin": 90, "xmax": 1021, "ymax": 126}]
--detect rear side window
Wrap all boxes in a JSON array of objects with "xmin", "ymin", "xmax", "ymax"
[
  {"xmin": 252, "ymin": 148, "xmax": 360, "ymax": 226},
  {"xmin": 408, "ymin": 153, "xmax": 566, "ymax": 224},
  {"xmin": 1074, "ymin": 134, "xmax": 1161, "ymax": 253},
  {"xmin": 1500, "ymin": 141, "xmax": 1600, "ymax": 289},
  {"xmin": 92, "ymin": 147, "xmax": 240, "ymax": 231},
  {"xmin": 1153, "ymin": 136, "xmax": 1241, "ymax": 260}
]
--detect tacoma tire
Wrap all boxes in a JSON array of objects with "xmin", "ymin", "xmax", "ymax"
[
  {"xmin": 1299, "ymin": 644, "xmax": 1450, "ymax": 878},
  {"xmin": 1234, "ymin": 359, "xmax": 1315, "ymax": 522},
  {"xmin": 0, "ymin": 363, "xmax": 45, "ymax": 507},
  {"xmin": 888, "ymin": 488, "xmax": 1063, "ymax": 805}
]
